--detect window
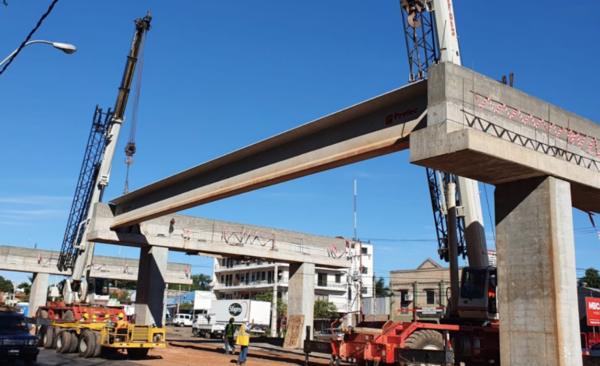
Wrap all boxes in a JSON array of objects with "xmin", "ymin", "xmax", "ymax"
[
  {"xmin": 315, "ymin": 293, "xmax": 329, "ymax": 301},
  {"xmin": 362, "ymin": 266, "xmax": 368, "ymax": 274},
  {"xmin": 335, "ymin": 274, "xmax": 342, "ymax": 283},
  {"xmin": 317, "ymin": 273, "xmax": 328, "ymax": 287},
  {"xmin": 425, "ymin": 289, "xmax": 435, "ymax": 305},
  {"xmin": 361, "ymin": 247, "xmax": 368, "ymax": 255},
  {"xmin": 460, "ymin": 268, "xmax": 487, "ymax": 299},
  {"xmin": 362, "ymin": 287, "xmax": 368, "ymax": 294},
  {"xmin": 400, "ymin": 290, "xmax": 410, "ymax": 307}
]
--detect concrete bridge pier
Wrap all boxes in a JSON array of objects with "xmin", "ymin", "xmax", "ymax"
[
  {"xmin": 495, "ymin": 176, "xmax": 582, "ymax": 366},
  {"xmin": 287, "ymin": 262, "xmax": 315, "ymax": 344},
  {"xmin": 134, "ymin": 246, "xmax": 168, "ymax": 327},
  {"xmin": 27, "ymin": 272, "xmax": 49, "ymax": 318}
]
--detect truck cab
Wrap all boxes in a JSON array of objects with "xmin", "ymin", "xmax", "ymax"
[
  {"xmin": 0, "ymin": 307, "xmax": 39, "ymax": 365},
  {"xmin": 457, "ymin": 267, "xmax": 498, "ymax": 320}
]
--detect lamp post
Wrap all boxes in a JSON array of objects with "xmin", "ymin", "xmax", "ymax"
[{"xmin": 0, "ymin": 40, "xmax": 77, "ymax": 67}]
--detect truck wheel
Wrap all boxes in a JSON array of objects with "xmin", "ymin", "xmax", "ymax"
[
  {"xmin": 127, "ymin": 348, "xmax": 149, "ymax": 359},
  {"xmin": 403, "ymin": 330, "xmax": 451, "ymax": 366},
  {"xmin": 68, "ymin": 332, "xmax": 79, "ymax": 353},
  {"xmin": 56, "ymin": 330, "xmax": 71, "ymax": 354},
  {"xmin": 43, "ymin": 326, "xmax": 54, "ymax": 349},
  {"xmin": 93, "ymin": 331, "xmax": 102, "ymax": 357},
  {"xmin": 78, "ymin": 330, "xmax": 96, "ymax": 358},
  {"xmin": 37, "ymin": 325, "xmax": 47, "ymax": 347},
  {"xmin": 192, "ymin": 328, "xmax": 198, "ymax": 337}
]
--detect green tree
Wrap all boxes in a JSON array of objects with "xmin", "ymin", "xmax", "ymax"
[
  {"xmin": 190, "ymin": 274, "xmax": 211, "ymax": 291},
  {"xmin": 579, "ymin": 268, "xmax": 600, "ymax": 288},
  {"xmin": 114, "ymin": 280, "xmax": 137, "ymax": 290},
  {"xmin": 375, "ymin": 277, "xmax": 391, "ymax": 297},
  {"xmin": 253, "ymin": 290, "xmax": 287, "ymax": 317},
  {"xmin": 314, "ymin": 300, "xmax": 338, "ymax": 318},
  {"xmin": 0, "ymin": 276, "xmax": 13, "ymax": 293},
  {"xmin": 168, "ymin": 273, "xmax": 212, "ymax": 291},
  {"xmin": 179, "ymin": 302, "xmax": 193, "ymax": 311}
]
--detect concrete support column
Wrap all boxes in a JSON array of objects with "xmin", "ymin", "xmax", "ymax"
[
  {"xmin": 495, "ymin": 176, "xmax": 581, "ymax": 366},
  {"xmin": 28, "ymin": 273, "xmax": 49, "ymax": 318},
  {"xmin": 288, "ymin": 262, "xmax": 315, "ymax": 344},
  {"xmin": 135, "ymin": 246, "xmax": 168, "ymax": 327}
]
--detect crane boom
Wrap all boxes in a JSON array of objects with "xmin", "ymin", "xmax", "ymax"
[
  {"xmin": 57, "ymin": 13, "xmax": 152, "ymax": 305},
  {"xmin": 399, "ymin": 0, "xmax": 488, "ymax": 268}
]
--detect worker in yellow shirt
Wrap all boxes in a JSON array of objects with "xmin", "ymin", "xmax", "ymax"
[{"xmin": 116, "ymin": 313, "xmax": 128, "ymax": 329}]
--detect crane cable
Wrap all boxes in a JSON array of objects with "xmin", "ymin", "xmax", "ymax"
[{"xmin": 123, "ymin": 27, "xmax": 148, "ymax": 194}]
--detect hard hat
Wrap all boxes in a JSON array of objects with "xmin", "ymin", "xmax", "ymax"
[
  {"xmin": 92, "ymin": 315, "xmax": 97, "ymax": 319},
  {"xmin": 83, "ymin": 313, "xmax": 89, "ymax": 319},
  {"xmin": 105, "ymin": 314, "xmax": 110, "ymax": 318},
  {"xmin": 118, "ymin": 313, "xmax": 124, "ymax": 319},
  {"xmin": 242, "ymin": 318, "xmax": 248, "ymax": 322}
]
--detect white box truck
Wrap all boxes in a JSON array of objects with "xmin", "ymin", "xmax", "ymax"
[{"xmin": 210, "ymin": 300, "xmax": 271, "ymax": 327}]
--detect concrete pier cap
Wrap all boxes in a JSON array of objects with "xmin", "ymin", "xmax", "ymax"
[{"xmin": 410, "ymin": 62, "xmax": 600, "ymax": 213}]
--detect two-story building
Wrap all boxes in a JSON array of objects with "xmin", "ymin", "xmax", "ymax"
[{"xmin": 212, "ymin": 243, "xmax": 374, "ymax": 314}]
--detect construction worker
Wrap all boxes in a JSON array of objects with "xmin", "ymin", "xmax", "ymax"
[
  {"xmin": 223, "ymin": 317, "xmax": 236, "ymax": 355},
  {"xmin": 79, "ymin": 313, "xmax": 90, "ymax": 323},
  {"xmin": 104, "ymin": 314, "xmax": 115, "ymax": 326},
  {"xmin": 91, "ymin": 315, "xmax": 98, "ymax": 322},
  {"xmin": 116, "ymin": 313, "xmax": 128, "ymax": 329}
]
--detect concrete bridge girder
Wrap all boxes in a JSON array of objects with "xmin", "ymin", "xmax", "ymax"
[
  {"xmin": 0, "ymin": 246, "xmax": 192, "ymax": 285},
  {"xmin": 88, "ymin": 203, "xmax": 351, "ymax": 269},
  {"xmin": 0, "ymin": 245, "xmax": 192, "ymax": 318},
  {"xmin": 108, "ymin": 81, "xmax": 428, "ymax": 228}
]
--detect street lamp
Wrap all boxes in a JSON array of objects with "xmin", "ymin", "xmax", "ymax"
[{"xmin": 0, "ymin": 40, "xmax": 77, "ymax": 67}]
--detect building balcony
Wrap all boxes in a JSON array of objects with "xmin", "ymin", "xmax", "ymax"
[
  {"xmin": 315, "ymin": 282, "xmax": 347, "ymax": 292},
  {"xmin": 214, "ymin": 261, "xmax": 288, "ymax": 273},
  {"xmin": 213, "ymin": 279, "xmax": 288, "ymax": 291}
]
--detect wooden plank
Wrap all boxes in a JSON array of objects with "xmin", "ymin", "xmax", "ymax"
[{"xmin": 283, "ymin": 315, "xmax": 305, "ymax": 349}]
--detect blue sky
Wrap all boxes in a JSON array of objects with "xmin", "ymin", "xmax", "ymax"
[{"xmin": 0, "ymin": 1, "xmax": 599, "ymax": 287}]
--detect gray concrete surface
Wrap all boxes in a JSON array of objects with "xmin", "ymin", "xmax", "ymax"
[
  {"xmin": 410, "ymin": 62, "xmax": 600, "ymax": 213},
  {"xmin": 28, "ymin": 273, "xmax": 49, "ymax": 318},
  {"xmin": 134, "ymin": 246, "xmax": 168, "ymax": 327},
  {"xmin": 33, "ymin": 348, "xmax": 139, "ymax": 366},
  {"xmin": 88, "ymin": 203, "xmax": 351, "ymax": 268},
  {"xmin": 287, "ymin": 262, "xmax": 315, "ymax": 345},
  {"xmin": 0, "ymin": 245, "xmax": 192, "ymax": 285},
  {"xmin": 107, "ymin": 81, "xmax": 427, "ymax": 228},
  {"xmin": 496, "ymin": 177, "xmax": 582, "ymax": 366}
]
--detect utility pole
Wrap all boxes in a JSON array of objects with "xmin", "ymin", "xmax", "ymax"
[
  {"xmin": 271, "ymin": 264, "xmax": 278, "ymax": 337},
  {"xmin": 177, "ymin": 284, "xmax": 181, "ymax": 314}
]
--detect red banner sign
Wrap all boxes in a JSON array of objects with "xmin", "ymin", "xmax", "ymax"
[{"xmin": 586, "ymin": 297, "xmax": 600, "ymax": 326}]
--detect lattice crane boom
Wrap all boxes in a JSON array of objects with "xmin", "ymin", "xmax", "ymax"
[{"xmin": 57, "ymin": 12, "xmax": 152, "ymax": 305}]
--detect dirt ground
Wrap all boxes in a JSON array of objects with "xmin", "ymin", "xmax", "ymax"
[
  {"xmin": 129, "ymin": 341, "xmax": 332, "ymax": 366},
  {"xmin": 127, "ymin": 328, "xmax": 334, "ymax": 366}
]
